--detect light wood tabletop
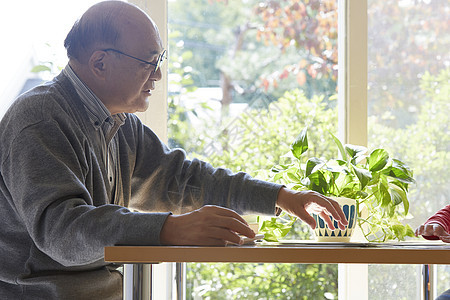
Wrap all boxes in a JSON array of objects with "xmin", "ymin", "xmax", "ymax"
[{"xmin": 105, "ymin": 241, "xmax": 450, "ymax": 265}]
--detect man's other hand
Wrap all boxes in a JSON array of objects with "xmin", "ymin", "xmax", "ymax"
[
  {"xmin": 160, "ymin": 205, "xmax": 255, "ymax": 246},
  {"xmin": 276, "ymin": 188, "xmax": 348, "ymax": 231}
]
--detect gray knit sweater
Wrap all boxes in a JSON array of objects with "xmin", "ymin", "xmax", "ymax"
[{"xmin": 0, "ymin": 71, "xmax": 282, "ymax": 299}]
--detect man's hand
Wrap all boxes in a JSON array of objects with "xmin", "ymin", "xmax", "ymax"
[
  {"xmin": 276, "ymin": 188, "xmax": 348, "ymax": 230},
  {"xmin": 160, "ymin": 205, "xmax": 255, "ymax": 246},
  {"xmin": 415, "ymin": 223, "xmax": 450, "ymax": 243}
]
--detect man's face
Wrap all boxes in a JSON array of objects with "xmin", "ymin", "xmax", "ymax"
[{"xmin": 104, "ymin": 16, "xmax": 164, "ymax": 115}]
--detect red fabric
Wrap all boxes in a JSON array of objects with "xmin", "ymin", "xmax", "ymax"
[{"xmin": 423, "ymin": 205, "xmax": 450, "ymax": 240}]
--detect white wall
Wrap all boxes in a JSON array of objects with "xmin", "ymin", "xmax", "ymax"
[{"xmin": 0, "ymin": 0, "xmax": 101, "ymax": 118}]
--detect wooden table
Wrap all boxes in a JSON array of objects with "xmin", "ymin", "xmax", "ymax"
[{"xmin": 104, "ymin": 241, "xmax": 450, "ymax": 299}]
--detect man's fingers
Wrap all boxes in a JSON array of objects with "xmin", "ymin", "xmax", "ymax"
[
  {"xmin": 160, "ymin": 205, "xmax": 256, "ymax": 246},
  {"xmin": 319, "ymin": 211, "xmax": 336, "ymax": 230},
  {"xmin": 311, "ymin": 198, "xmax": 348, "ymax": 229},
  {"xmin": 201, "ymin": 205, "xmax": 250, "ymax": 226},
  {"xmin": 302, "ymin": 213, "xmax": 318, "ymax": 229},
  {"xmin": 200, "ymin": 206, "xmax": 255, "ymax": 238},
  {"xmin": 306, "ymin": 196, "xmax": 348, "ymax": 227},
  {"xmin": 214, "ymin": 215, "xmax": 255, "ymax": 238},
  {"xmin": 316, "ymin": 196, "xmax": 348, "ymax": 226},
  {"xmin": 203, "ymin": 227, "xmax": 243, "ymax": 245},
  {"xmin": 277, "ymin": 189, "xmax": 350, "ymax": 230}
]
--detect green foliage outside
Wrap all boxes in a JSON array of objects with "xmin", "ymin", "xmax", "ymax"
[
  {"xmin": 368, "ymin": 68, "xmax": 450, "ymax": 228},
  {"xmin": 195, "ymin": 90, "xmax": 337, "ymax": 174},
  {"xmin": 187, "ymin": 262, "xmax": 338, "ymax": 300}
]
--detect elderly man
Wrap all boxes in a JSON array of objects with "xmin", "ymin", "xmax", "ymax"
[{"xmin": 0, "ymin": 1, "xmax": 347, "ymax": 298}]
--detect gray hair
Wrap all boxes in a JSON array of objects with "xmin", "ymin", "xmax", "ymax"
[{"xmin": 64, "ymin": 1, "xmax": 126, "ymax": 62}]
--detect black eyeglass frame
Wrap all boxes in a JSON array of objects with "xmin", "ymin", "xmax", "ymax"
[{"xmin": 102, "ymin": 48, "xmax": 167, "ymax": 72}]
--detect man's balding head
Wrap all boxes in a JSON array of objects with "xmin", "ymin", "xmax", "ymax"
[
  {"xmin": 64, "ymin": 1, "xmax": 158, "ymax": 64},
  {"xmin": 64, "ymin": 1, "xmax": 164, "ymax": 115}
]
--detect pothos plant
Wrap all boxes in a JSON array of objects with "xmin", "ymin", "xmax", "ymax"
[{"xmin": 259, "ymin": 127, "xmax": 416, "ymax": 242}]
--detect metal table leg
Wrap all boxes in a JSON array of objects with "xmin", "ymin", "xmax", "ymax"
[
  {"xmin": 124, "ymin": 264, "xmax": 153, "ymax": 300},
  {"xmin": 175, "ymin": 262, "xmax": 186, "ymax": 300},
  {"xmin": 423, "ymin": 264, "xmax": 435, "ymax": 300}
]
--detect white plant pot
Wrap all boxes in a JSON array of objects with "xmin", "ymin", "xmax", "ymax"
[{"xmin": 312, "ymin": 197, "xmax": 357, "ymax": 242}]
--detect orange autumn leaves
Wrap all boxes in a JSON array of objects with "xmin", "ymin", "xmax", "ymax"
[{"xmin": 256, "ymin": 0, "xmax": 338, "ymax": 91}]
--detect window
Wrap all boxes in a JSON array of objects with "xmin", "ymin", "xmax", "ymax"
[
  {"xmin": 163, "ymin": 0, "xmax": 450, "ymax": 298},
  {"xmin": 366, "ymin": 0, "xmax": 450, "ymax": 297}
]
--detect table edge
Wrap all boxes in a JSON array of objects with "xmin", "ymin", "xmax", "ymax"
[{"xmin": 104, "ymin": 245, "xmax": 450, "ymax": 265}]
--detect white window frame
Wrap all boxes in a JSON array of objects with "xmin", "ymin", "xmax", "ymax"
[
  {"xmin": 337, "ymin": 0, "xmax": 368, "ymax": 298},
  {"xmin": 131, "ymin": 0, "xmax": 169, "ymax": 143},
  {"xmin": 128, "ymin": 2, "xmax": 172, "ymax": 300}
]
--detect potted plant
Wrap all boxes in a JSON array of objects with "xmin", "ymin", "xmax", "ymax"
[{"xmin": 259, "ymin": 127, "xmax": 416, "ymax": 242}]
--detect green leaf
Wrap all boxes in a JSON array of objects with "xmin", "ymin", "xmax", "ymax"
[
  {"xmin": 290, "ymin": 127, "xmax": 308, "ymax": 159},
  {"xmin": 374, "ymin": 181, "xmax": 391, "ymax": 207},
  {"xmin": 382, "ymin": 161, "xmax": 415, "ymax": 184},
  {"xmin": 258, "ymin": 216, "xmax": 296, "ymax": 242},
  {"xmin": 330, "ymin": 132, "xmax": 347, "ymax": 161},
  {"xmin": 368, "ymin": 149, "xmax": 389, "ymax": 172},
  {"xmin": 261, "ymin": 232, "xmax": 279, "ymax": 242},
  {"xmin": 389, "ymin": 183, "xmax": 409, "ymax": 214},
  {"xmin": 290, "ymin": 184, "xmax": 305, "ymax": 191},
  {"xmin": 356, "ymin": 190, "xmax": 369, "ymax": 198},
  {"xmin": 308, "ymin": 171, "xmax": 328, "ymax": 195},
  {"xmin": 405, "ymin": 224, "xmax": 415, "ymax": 237},
  {"xmin": 272, "ymin": 172, "xmax": 284, "ymax": 182},
  {"xmin": 326, "ymin": 160, "xmax": 348, "ymax": 174},
  {"xmin": 387, "ymin": 203, "xmax": 396, "ymax": 218},
  {"xmin": 271, "ymin": 167, "xmax": 281, "ymax": 173},
  {"xmin": 351, "ymin": 165, "xmax": 372, "ymax": 190},
  {"xmin": 301, "ymin": 177, "xmax": 311, "ymax": 188},
  {"xmin": 339, "ymin": 186, "xmax": 361, "ymax": 199},
  {"xmin": 367, "ymin": 171, "xmax": 380, "ymax": 186},
  {"xmin": 336, "ymin": 159, "xmax": 347, "ymax": 166},
  {"xmin": 286, "ymin": 171, "xmax": 301, "ymax": 183},
  {"xmin": 390, "ymin": 179, "xmax": 409, "ymax": 193},
  {"xmin": 392, "ymin": 224, "xmax": 407, "ymax": 239},
  {"xmin": 305, "ymin": 157, "xmax": 324, "ymax": 176},
  {"xmin": 345, "ymin": 144, "xmax": 367, "ymax": 159},
  {"xmin": 389, "ymin": 186, "xmax": 403, "ymax": 206},
  {"xmin": 392, "ymin": 159, "xmax": 415, "ymax": 182},
  {"xmin": 31, "ymin": 65, "xmax": 51, "ymax": 73}
]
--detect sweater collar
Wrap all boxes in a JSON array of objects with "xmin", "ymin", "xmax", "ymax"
[{"xmin": 62, "ymin": 64, "xmax": 126, "ymax": 128}]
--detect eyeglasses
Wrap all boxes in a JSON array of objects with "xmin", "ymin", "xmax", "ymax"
[{"xmin": 102, "ymin": 48, "xmax": 167, "ymax": 73}]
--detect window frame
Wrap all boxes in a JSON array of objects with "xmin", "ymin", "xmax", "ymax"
[
  {"xmin": 131, "ymin": 0, "xmax": 169, "ymax": 143},
  {"xmin": 337, "ymin": 0, "xmax": 368, "ymax": 298}
]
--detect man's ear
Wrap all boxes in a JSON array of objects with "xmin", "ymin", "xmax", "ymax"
[{"xmin": 88, "ymin": 50, "xmax": 108, "ymax": 79}]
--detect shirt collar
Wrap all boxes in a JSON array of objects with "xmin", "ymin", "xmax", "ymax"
[{"xmin": 63, "ymin": 64, "xmax": 126, "ymax": 128}]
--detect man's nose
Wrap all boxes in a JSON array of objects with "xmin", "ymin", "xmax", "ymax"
[{"xmin": 149, "ymin": 67, "xmax": 162, "ymax": 82}]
